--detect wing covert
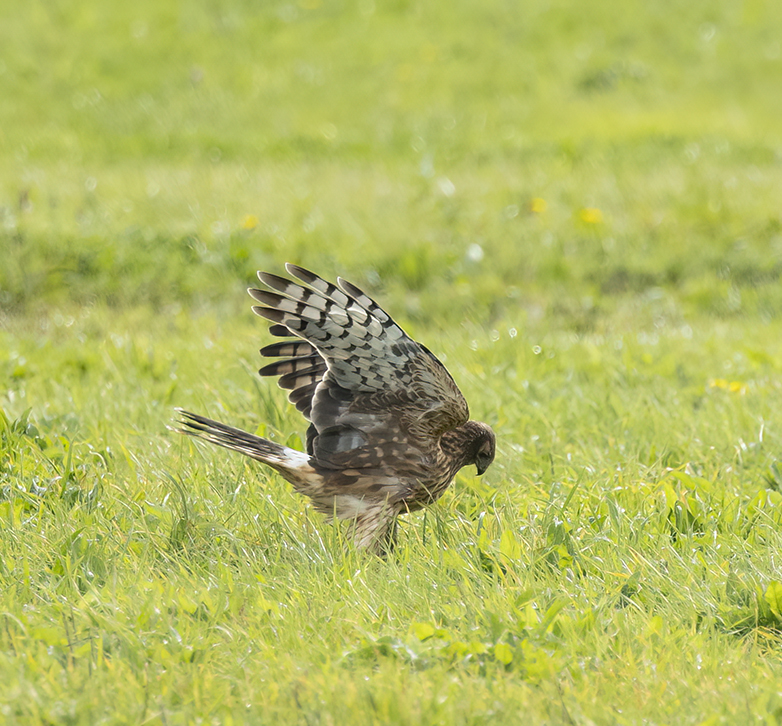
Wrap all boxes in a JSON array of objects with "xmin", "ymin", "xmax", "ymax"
[{"xmin": 251, "ymin": 264, "xmax": 469, "ymax": 462}]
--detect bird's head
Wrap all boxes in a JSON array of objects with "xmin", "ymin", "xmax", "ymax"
[{"xmin": 466, "ymin": 421, "xmax": 496, "ymax": 476}]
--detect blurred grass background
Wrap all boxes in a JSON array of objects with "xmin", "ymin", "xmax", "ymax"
[
  {"xmin": 2, "ymin": 0, "xmax": 781, "ymax": 323},
  {"xmin": 3, "ymin": 0, "xmax": 782, "ymax": 724}
]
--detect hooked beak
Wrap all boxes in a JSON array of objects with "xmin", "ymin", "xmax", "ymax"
[{"xmin": 476, "ymin": 461, "xmax": 488, "ymax": 476}]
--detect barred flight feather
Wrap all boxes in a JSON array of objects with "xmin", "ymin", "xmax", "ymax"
[{"xmin": 177, "ymin": 264, "xmax": 495, "ymax": 554}]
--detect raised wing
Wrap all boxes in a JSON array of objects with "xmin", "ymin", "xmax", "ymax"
[
  {"xmin": 258, "ymin": 324, "xmax": 326, "ymax": 420},
  {"xmin": 249, "ymin": 264, "xmax": 469, "ymax": 466}
]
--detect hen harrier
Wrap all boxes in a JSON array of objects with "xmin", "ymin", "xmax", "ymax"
[{"xmin": 177, "ymin": 264, "xmax": 495, "ymax": 553}]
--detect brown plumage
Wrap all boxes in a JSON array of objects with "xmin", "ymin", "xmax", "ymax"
[{"xmin": 177, "ymin": 263, "xmax": 495, "ymax": 554}]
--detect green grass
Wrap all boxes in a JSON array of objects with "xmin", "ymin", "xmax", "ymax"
[{"xmin": 3, "ymin": 0, "xmax": 782, "ymax": 723}]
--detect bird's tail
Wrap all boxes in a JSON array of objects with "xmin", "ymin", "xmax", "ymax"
[{"xmin": 174, "ymin": 409, "xmax": 312, "ymax": 474}]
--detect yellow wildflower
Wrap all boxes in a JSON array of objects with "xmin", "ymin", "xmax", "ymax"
[
  {"xmin": 242, "ymin": 214, "xmax": 259, "ymax": 230},
  {"xmin": 579, "ymin": 207, "xmax": 603, "ymax": 224},
  {"xmin": 530, "ymin": 197, "xmax": 547, "ymax": 214},
  {"xmin": 708, "ymin": 379, "xmax": 747, "ymax": 394}
]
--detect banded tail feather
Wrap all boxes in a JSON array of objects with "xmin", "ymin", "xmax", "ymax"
[{"xmin": 175, "ymin": 409, "xmax": 313, "ymax": 478}]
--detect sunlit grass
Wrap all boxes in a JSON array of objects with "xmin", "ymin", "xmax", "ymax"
[
  {"xmin": 4, "ymin": 304, "xmax": 782, "ymax": 722},
  {"xmin": 2, "ymin": 0, "xmax": 782, "ymax": 723}
]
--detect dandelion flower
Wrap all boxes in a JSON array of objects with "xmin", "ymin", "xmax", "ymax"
[
  {"xmin": 530, "ymin": 197, "xmax": 547, "ymax": 214},
  {"xmin": 242, "ymin": 214, "xmax": 259, "ymax": 230},
  {"xmin": 579, "ymin": 207, "xmax": 603, "ymax": 224}
]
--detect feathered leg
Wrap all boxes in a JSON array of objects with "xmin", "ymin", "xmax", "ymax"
[{"xmin": 350, "ymin": 504, "xmax": 398, "ymax": 556}]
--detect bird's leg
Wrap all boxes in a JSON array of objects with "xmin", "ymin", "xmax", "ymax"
[
  {"xmin": 352, "ymin": 504, "xmax": 398, "ymax": 556},
  {"xmin": 377, "ymin": 516, "xmax": 399, "ymax": 557}
]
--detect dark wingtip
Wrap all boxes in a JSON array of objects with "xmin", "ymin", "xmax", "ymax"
[
  {"xmin": 252, "ymin": 306, "xmax": 286, "ymax": 323},
  {"xmin": 285, "ymin": 263, "xmax": 319, "ymax": 284},
  {"xmin": 258, "ymin": 360, "xmax": 280, "ymax": 377},
  {"xmin": 249, "ymin": 289, "xmax": 284, "ymax": 307},
  {"xmin": 257, "ymin": 271, "xmax": 295, "ymax": 292},
  {"xmin": 336, "ymin": 276, "xmax": 366, "ymax": 299},
  {"xmin": 268, "ymin": 324, "xmax": 293, "ymax": 337}
]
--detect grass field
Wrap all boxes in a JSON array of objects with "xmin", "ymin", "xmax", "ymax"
[{"xmin": 3, "ymin": 0, "xmax": 782, "ymax": 723}]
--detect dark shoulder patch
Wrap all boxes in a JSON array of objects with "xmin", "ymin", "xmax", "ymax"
[{"xmin": 314, "ymin": 425, "xmax": 369, "ymax": 456}]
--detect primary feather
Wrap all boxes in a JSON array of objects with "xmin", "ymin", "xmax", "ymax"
[{"xmin": 177, "ymin": 263, "xmax": 495, "ymax": 554}]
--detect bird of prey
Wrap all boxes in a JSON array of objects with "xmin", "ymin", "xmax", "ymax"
[{"xmin": 177, "ymin": 264, "xmax": 495, "ymax": 554}]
